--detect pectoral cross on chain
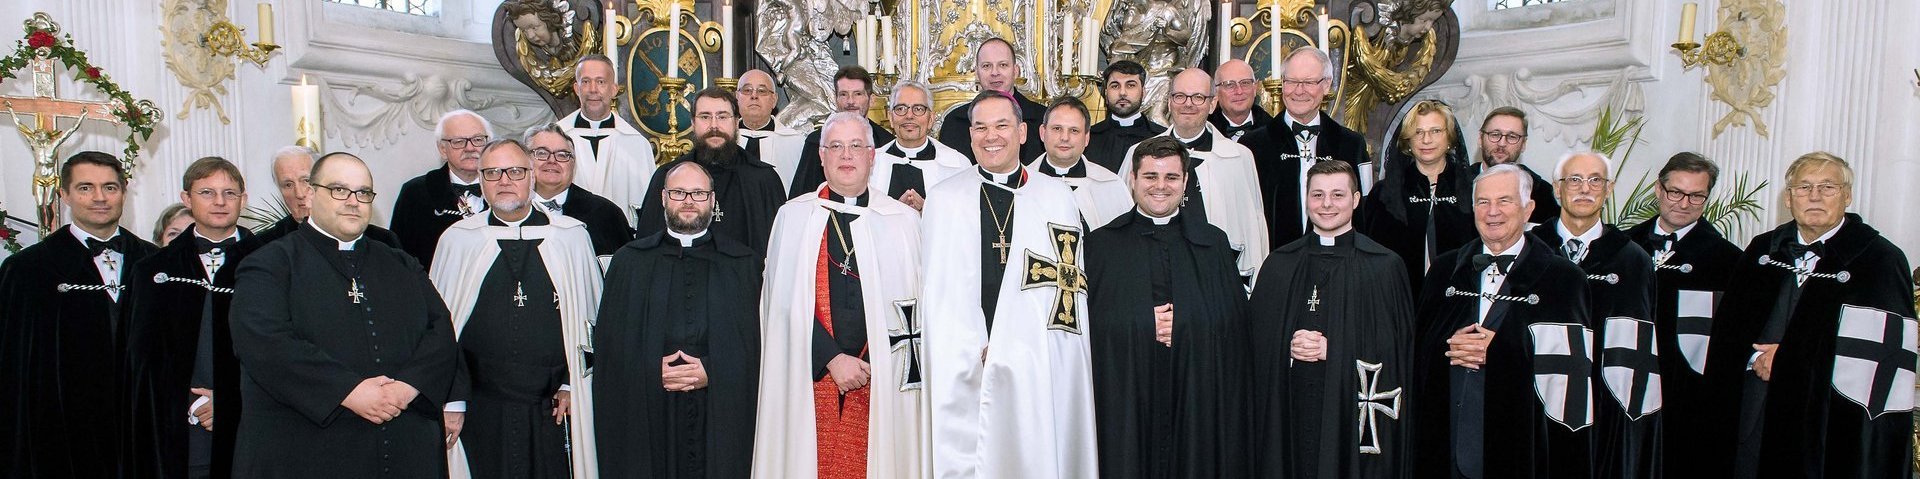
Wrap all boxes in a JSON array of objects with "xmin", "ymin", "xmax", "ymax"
[
  {"xmin": 711, "ymin": 204, "xmax": 726, "ymax": 223},
  {"xmin": 1308, "ymin": 286, "xmax": 1321, "ymax": 312},
  {"xmin": 992, "ymin": 234, "xmax": 1012, "ymax": 264},
  {"xmin": 100, "ymin": 254, "xmax": 117, "ymax": 271},
  {"xmin": 513, "ymin": 282, "xmax": 528, "ymax": 307},
  {"xmin": 347, "ymin": 279, "xmax": 366, "ymax": 304}
]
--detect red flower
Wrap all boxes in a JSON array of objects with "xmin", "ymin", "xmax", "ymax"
[
  {"xmin": 0, "ymin": 227, "xmax": 12, "ymax": 240},
  {"xmin": 26, "ymin": 31, "xmax": 55, "ymax": 49},
  {"xmin": 85, "ymin": 67, "xmax": 100, "ymax": 79}
]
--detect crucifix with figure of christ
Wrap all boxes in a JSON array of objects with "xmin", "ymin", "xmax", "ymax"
[{"xmin": 3, "ymin": 54, "xmax": 128, "ymax": 237}]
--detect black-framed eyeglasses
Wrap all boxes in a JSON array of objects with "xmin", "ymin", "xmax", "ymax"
[
  {"xmin": 439, "ymin": 135, "xmax": 489, "ymax": 149},
  {"xmin": 1169, "ymin": 93, "xmax": 1214, "ymax": 105},
  {"xmin": 889, "ymin": 104, "xmax": 931, "ymax": 117},
  {"xmin": 665, "ymin": 189, "xmax": 714, "ymax": 202},
  {"xmin": 531, "ymin": 148, "xmax": 576, "ymax": 162},
  {"xmin": 1481, "ymin": 130, "xmax": 1526, "ymax": 145},
  {"xmin": 309, "ymin": 183, "xmax": 377, "ymax": 203},
  {"xmin": 480, "ymin": 167, "xmax": 530, "ymax": 181},
  {"xmin": 1658, "ymin": 182, "xmax": 1709, "ymax": 205}
]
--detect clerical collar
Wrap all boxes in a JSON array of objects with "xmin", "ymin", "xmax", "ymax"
[
  {"xmin": 1287, "ymin": 114, "xmax": 1322, "ymax": 129},
  {"xmin": 1555, "ymin": 219, "xmax": 1604, "ymax": 246},
  {"xmin": 1316, "ymin": 228, "xmax": 1353, "ymax": 246},
  {"xmin": 1655, "ymin": 220, "xmax": 1698, "ymax": 241},
  {"xmin": 1040, "ymin": 156, "xmax": 1087, "ymax": 177},
  {"xmin": 978, "ymin": 166, "xmax": 1026, "ymax": 189},
  {"xmin": 821, "ymin": 187, "xmax": 870, "ymax": 207},
  {"xmin": 1798, "ymin": 217, "xmax": 1844, "ymax": 245},
  {"xmin": 448, "ymin": 169, "xmax": 480, "ymax": 186},
  {"xmin": 1110, "ymin": 112, "xmax": 1143, "ymax": 127},
  {"xmin": 488, "ymin": 208, "xmax": 549, "ymax": 227},
  {"xmin": 68, "ymin": 224, "xmax": 119, "ymax": 244},
  {"xmin": 534, "ymin": 188, "xmax": 571, "ymax": 206},
  {"xmin": 1140, "ymin": 208, "xmax": 1179, "ymax": 225},
  {"xmin": 310, "ymin": 222, "xmax": 359, "ymax": 251},
  {"xmin": 574, "ymin": 113, "xmax": 615, "ymax": 129},
  {"xmin": 893, "ymin": 140, "xmax": 930, "ymax": 159},
  {"xmin": 668, "ymin": 229, "xmax": 707, "ymax": 247},
  {"xmin": 741, "ymin": 118, "xmax": 774, "ymax": 131},
  {"xmin": 1172, "ymin": 128, "xmax": 1212, "ymax": 152},
  {"xmin": 1481, "ymin": 237, "xmax": 1525, "ymax": 259}
]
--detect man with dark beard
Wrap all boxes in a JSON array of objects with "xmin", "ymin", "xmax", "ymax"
[
  {"xmin": 1469, "ymin": 107, "xmax": 1557, "ymax": 225},
  {"xmin": 634, "ymin": 87, "xmax": 786, "ymax": 257},
  {"xmin": 1085, "ymin": 60, "xmax": 1166, "ymax": 172},
  {"xmin": 596, "ymin": 161, "xmax": 763, "ymax": 478}
]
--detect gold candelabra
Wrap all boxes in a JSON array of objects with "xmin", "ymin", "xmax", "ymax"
[
  {"xmin": 714, "ymin": 77, "xmax": 738, "ymax": 93},
  {"xmin": 201, "ymin": 4, "xmax": 279, "ymax": 68},
  {"xmin": 1062, "ymin": 74, "xmax": 1106, "ymax": 123},
  {"xmin": 1673, "ymin": 30, "xmax": 1745, "ymax": 70},
  {"xmin": 652, "ymin": 77, "xmax": 695, "ymax": 161}
]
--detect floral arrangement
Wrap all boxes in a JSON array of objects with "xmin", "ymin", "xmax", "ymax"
[{"xmin": 0, "ymin": 13, "xmax": 162, "ymax": 173}]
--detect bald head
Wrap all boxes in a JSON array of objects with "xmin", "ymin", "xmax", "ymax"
[
  {"xmin": 1215, "ymin": 60, "xmax": 1258, "ymax": 121},
  {"xmin": 737, "ymin": 69, "xmax": 778, "ymax": 129},
  {"xmin": 1168, "ymin": 69, "xmax": 1216, "ymax": 136}
]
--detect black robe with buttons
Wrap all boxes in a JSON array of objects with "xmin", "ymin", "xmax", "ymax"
[
  {"xmin": 0, "ymin": 227, "xmax": 157, "ymax": 478},
  {"xmin": 450, "ymin": 212, "xmax": 571, "ymax": 479},
  {"xmin": 594, "ymin": 231, "xmax": 762, "ymax": 479},
  {"xmin": 1085, "ymin": 116, "xmax": 1167, "ymax": 172},
  {"xmin": 1531, "ymin": 225, "xmax": 1661, "ymax": 479},
  {"xmin": 1624, "ymin": 219, "xmax": 1741, "ymax": 478},
  {"xmin": 122, "ymin": 225, "xmax": 255, "ymax": 479},
  {"xmin": 227, "ymin": 224, "xmax": 458, "ymax": 478}
]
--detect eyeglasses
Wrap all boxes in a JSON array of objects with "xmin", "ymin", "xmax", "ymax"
[
  {"xmin": 695, "ymin": 112, "xmax": 736, "ymax": 123},
  {"xmin": 480, "ymin": 167, "xmax": 530, "ymax": 181},
  {"xmin": 309, "ymin": 183, "xmax": 377, "ymax": 203},
  {"xmin": 889, "ymin": 104, "xmax": 931, "ymax": 117},
  {"xmin": 664, "ymin": 189, "xmax": 713, "ymax": 201},
  {"xmin": 1557, "ymin": 176, "xmax": 1611, "ymax": 189},
  {"xmin": 1659, "ymin": 182, "xmax": 1709, "ymax": 205},
  {"xmin": 1214, "ymin": 79, "xmax": 1258, "ymax": 91},
  {"xmin": 1169, "ymin": 93, "xmax": 1214, "ymax": 105},
  {"xmin": 1281, "ymin": 77, "xmax": 1328, "ymax": 88},
  {"xmin": 1787, "ymin": 182, "xmax": 1847, "ymax": 198},
  {"xmin": 439, "ymin": 135, "xmax": 489, "ymax": 149},
  {"xmin": 1410, "ymin": 128, "xmax": 1447, "ymax": 140},
  {"xmin": 737, "ymin": 86, "xmax": 775, "ymax": 97},
  {"xmin": 1481, "ymin": 130, "xmax": 1526, "ymax": 145},
  {"xmin": 821, "ymin": 142, "xmax": 872, "ymax": 157},
  {"xmin": 191, "ymin": 188, "xmax": 243, "ymax": 201},
  {"xmin": 531, "ymin": 148, "xmax": 575, "ymax": 162}
]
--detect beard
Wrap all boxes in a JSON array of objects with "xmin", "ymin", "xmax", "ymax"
[
  {"xmin": 1477, "ymin": 146, "xmax": 1519, "ymax": 166},
  {"xmin": 1109, "ymin": 99, "xmax": 1141, "ymax": 118},
  {"xmin": 693, "ymin": 132, "xmax": 741, "ymax": 166},
  {"xmin": 666, "ymin": 207, "xmax": 714, "ymax": 235}
]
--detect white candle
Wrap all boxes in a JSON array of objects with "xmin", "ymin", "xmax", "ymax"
[
  {"xmin": 880, "ymin": 16, "xmax": 896, "ymax": 74},
  {"xmin": 1217, "ymin": 0, "xmax": 1231, "ymax": 67},
  {"xmin": 1317, "ymin": 10, "xmax": 1329, "ymax": 50},
  {"xmin": 1268, "ymin": 1, "xmax": 1281, "ymax": 79},
  {"xmin": 257, "ymin": 3, "xmax": 274, "ymax": 45},
  {"xmin": 666, "ymin": 1, "xmax": 681, "ymax": 78},
  {"xmin": 1678, "ymin": 3, "xmax": 1697, "ymax": 43},
  {"xmin": 1081, "ymin": 12, "xmax": 1097, "ymax": 74},
  {"xmin": 291, "ymin": 75, "xmax": 321, "ymax": 145},
  {"xmin": 862, "ymin": 15, "xmax": 876, "ymax": 71},
  {"xmin": 1060, "ymin": 13, "xmax": 1074, "ymax": 75},
  {"xmin": 722, "ymin": 0, "xmax": 734, "ymax": 77},
  {"xmin": 604, "ymin": 6, "xmax": 619, "ymax": 73}
]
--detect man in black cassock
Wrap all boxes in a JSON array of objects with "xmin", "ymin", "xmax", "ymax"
[
  {"xmin": 1623, "ymin": 152, "xmax": 1743, "ymax": 478},
  {"xmin": 0, "ymin": 151, "xmax": 160, "ymax": 478},
  {"xmin": 1250, "ymin": 159, "xmax": 1414, "ymax": 479},
  {"xmin": 1362, "ymin": 100, "xmax": 1477, "ymax": 294},
  {"xmin": 1086, "ymin": 136, "xmax": 1249, "ymax": 478},
  {"xmin": 391, "ymin": 110, "xmax": 494, "ymax": 267},
  {"xmin": 596, "ymin": 160, "xmax": 762, "ymax": 478},
  {"xmin": 785, "ymin": 65, "xmax": 898, "ymax": 198},
  {"xmin": 1702, "ymin": 153, "xmax": 1914, "ymax": 479},
  {"xmin": 1527, "ymin": 152, "xmax": 1660, "ymax": 478},
  {"xmin": 1411, "ymin": 164, "xmax": 1593, "ymax": 479},
  {"xmin": 936, "ymin": 37, "xmax": 1047, "ymax": 162},
  {"xmin": 1084, "ymin": 60, "xmax": 1166, "ymax": 172},
  {"xmin": 228, "ymin": 152, "xmax": 458, "ymax": 478},
  {"xmin": 253, "ymin": 145, "xmax": 404, "ymax": 249},
  {"xmin": 1467, "ymin": 107, "xmax": 1558, "ymax": 225},
  {"xmin": 634, "ymin": 87, "xmax": 786, "ymax": 258},
  {"xmin": 526, "ymin": 124, "xmax": 634, "ymax": 255},
  {"xmin": 123, "ymin": 157, "xmax": 254, "ymax": 479},
  {"xmin": 1242, "ymin": 47, "xmax": 1374, "ymax": 255}
]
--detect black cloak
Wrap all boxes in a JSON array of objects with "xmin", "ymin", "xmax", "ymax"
[
  {"xmin": 391, "ymin": 164, "xmax": 485, "ymax": 267},
  {"xmin": 1360, "ymin": 124, "xmax": 1477, "ymax": 294},
  {"xmin": 1240, "ymin": 111, "xmax": 1372, "ymax": 250},
  {"xmin": 1624, "ymin": 218, "xmax": 1742, "ymax": 478},
  {"xmin": 1532, "ymin": 224, "xmax": 1661, "ymax": 478},
  {"xmin": 1085, "ymin": 115, "xmax": 1167, "ymax": 172},
  {"xmin": 122, "ymin": 225, "xmax": 255, "ymax": 479}
]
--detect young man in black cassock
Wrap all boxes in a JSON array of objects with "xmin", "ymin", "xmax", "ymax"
[
  {"xmin": 252, "ymin": 146, "xmax": 403, "ymax": 250},
  {"xmin": 526, "ymin": 125, "xmax": 635, "ymax": 255},
  {"xmin": 1361, "ymin": 100, "xmax": 1477, "ymax": 295},
  {"xmin": 123, "ymin": 157, "xmax": 254, "ymax": 479},
  {"xmin": 1086, "ymin": 137, "xmax": 1250, "ymax": 478},
  {"xmin": 1410, "ymin": 164, "xmax": 1593, "ymax": 479},
  {"xmin": 634, "ymin": 87, "xmax": 786, "ymax": 258},
  {"xmin": 0, "ymin": 151, "xmax": 160, "ymax": 478},
  {"xmin": 1701, "ymin": 153, "xmax": 1914, "ymax": 479},
  {"xmin": 1084, "ymin": 60, "xmax": 1166, "ymax": 172},
  {"xmin": 1241, "ymin": 48, "xmax": 1373, "ymax": 250},
  {"xmin": 1250, "ymin": 159, "xmax": 1414, "ymax": 479},
  {"xmin": 1527, "ymin": 152, "xmax": 1660, "ymax": 478},
  {"xmin": 596, "ymin": 160, "xmax": 762, "ymax": 478},
  {"xmin": 228, "ymin": 153, "xmax": 458, "ymax": 478},
  {"xmin": 1623, "ymin": 152, "xmax": 1743, "ymax": 478},
  {"xmin": 391, "ymin": 110, "xmax": 494, "ymax": 267}
]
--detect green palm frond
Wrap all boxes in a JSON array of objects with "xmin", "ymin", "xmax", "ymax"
[
  {"xmin": 1590, "ymin": 106, "xmax": 1766, "ymax": 234},
  {"xmin": 242, "ymin": 198, "xmax": 291, "ymax": 231}
]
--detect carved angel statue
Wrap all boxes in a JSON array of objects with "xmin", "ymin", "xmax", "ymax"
[
  {"xmin": 758, "ymin": 0, "xmax": 864, "ymax": 128},
  {"xmin": 1101, "ymin": 0, "xmax": 1209, "ymax": 121},
  {"xmin": 508, "ymin": 0, "xmax": 579, "ymax": 63},
  {"xmin": 1339, "ymin": 0, "xmax": 1451, "ymax": 136}
]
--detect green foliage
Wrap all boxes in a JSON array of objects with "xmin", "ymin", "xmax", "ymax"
[
  {"xmin": 242, "ymin": 198, "xmax": 291, "ymax": 232},
  {"xmin": 1591, "ymin": 106, "xmax": 1768, "ymax": 239}
]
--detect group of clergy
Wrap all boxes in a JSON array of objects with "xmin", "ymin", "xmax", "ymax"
[{"xmin": 2, "ymin": 37, "xmax": 1915, "ymax": 479}]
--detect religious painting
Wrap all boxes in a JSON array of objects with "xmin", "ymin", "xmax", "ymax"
[{"xmin": 492, "ymin": 0, "xmax": 603, "ymax": 116}]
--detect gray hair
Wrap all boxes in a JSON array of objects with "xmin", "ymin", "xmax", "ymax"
[
  {"xmin": 434, "ymin": 109, "xmax": 494, "ymax": 140},
  {"xmin": 1474, "ymin": 163, "xmax": 1534, "ymax": 207},
  {"xmin": 1552, "ymin": 151, "xmax": 1615, "ymax": 180},
  {"xmin": 1280, "ymin": 47, "xmax": 1336, "ymax": 80},
  {"xmin": 889, "ymin": 80, "xmax": 932, "ymax": 108},
  {"xmin": 270, "ymin": 145, "xmax": 315, "ymax": 171},
  {"xmin": 820, "ymin": 111, "xmax": 874, "ymax": 146},
  {"xmin": 523, "ymin": 123, "xmax": 570, "ymax": 144}
]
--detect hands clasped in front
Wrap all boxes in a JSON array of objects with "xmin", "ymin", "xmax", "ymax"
[
  {"xmin": 661, "ymin": 350, "xmax": 711, "ymax": 392},
  {"xmin": 1291, "ymin": 330, "xmax": 1328, "ymax": 362},
  {"xmin": 1446, "ymin": 324, "xmax": 1496, "ymax": 370},
  {"xmin": 826, "ymin": 353, "xmax": 871, "ymax": 394},
  {"xmin": 342, "ymin": 376, "xmax": 418, "ymax": 424}
]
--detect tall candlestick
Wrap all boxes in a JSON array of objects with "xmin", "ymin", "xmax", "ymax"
[
  {"xmin": 1217, "ymin": 0, "xmax": 1231, "ymax": 67},
  {"xmin": 1316, "ymin": 8, "xmax": 1329, "ymax": 50},
  {"xmin": 1080, "ymin": 11, "xmax": 1097, "ymax": 73},
  {"xmin": 257, "ymin": 3, "xmax": 275, "ymax": 45},
  {"xmin": 722, "ymin": 0, "xmax": 734, "ymax": 77},
  {"xmin": 1677, "ymin": 3, "xmax": 1697, "ymax": 43},
  {"xmin": 1267, "ymin": 1, "xmax": 1281, "ymax": 79},
  {"xmin": 666, "ymin": 1, "xmax": 681, "ymax": 78}
]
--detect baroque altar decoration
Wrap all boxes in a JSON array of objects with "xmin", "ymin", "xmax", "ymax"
[{"xmin": 493, "ymin": 0, "xmax": 605, "ymax": 116}]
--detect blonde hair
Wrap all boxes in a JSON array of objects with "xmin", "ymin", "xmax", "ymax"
[
  {"xmin": 1784, "ymin": 151, "xmax": 1854, "ymax": 186},
  {"xmin": 1397, "ymin": 100, "xmax": 1456, "ymax": 152}
]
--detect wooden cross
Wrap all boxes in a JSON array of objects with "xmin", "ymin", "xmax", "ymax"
[
  {"xmin": 3, "ymin": 55, "xmax": 127, "ymax": 236},
  {"xmin": 513, "ymin": 282, "xmax": 529, "ymax": 307},
  {"xmin": 1020, "ymin": 223, "xmax": 1088, "ymax": 334},
  {"xmin": 1308, "ymin": 286, "xmax": 1321, "ymax": 312},
  {"xmin": 347, "ymin": 279, "xmax": 366, "ymax": 304}
]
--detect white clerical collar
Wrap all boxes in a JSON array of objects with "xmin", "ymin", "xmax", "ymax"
[
  {"xmin": 668, "ymin": 229, "xmax": 706, "ymax": 247},
  {"xmin": 896, "ymin": 140, "xmax": 929, "ymax": 157},
  {"xmin": 534, "ymin": 188, "xmax": 571, "ymax": 206},
  {"xmin": 1172, "ymin": 127, "xmax": 1207, "ymax": 144},
  {"xmin": 1799, "ymin": 217, "xmax": 1844, "ymax": 245},
  {"xmin": 1655, "ymin": 220, "xmax": 1698, "ymax": 241},
  {"xmin": 1287, "ymin": 114, "xmax": 1322, "ymax": 129},
  {"xmin": 1482, "ymin": 237, "xmax": 1526, "ymax": 258},
  {"xmin": 1316, "ymin": 227, "xmax": 1350, "ymax": 246},
  {"xmin": 1111, "ymin": 112, "xmax": 1143, "ymax": 127},
  {"xmin": 982, "ymin": 167, "xmax": 1017, "ymax": 185},
  {"xmin": 581, "ymin": 111, "xmax": 615, "ymax": 125},
  {"xmin": 1045, "ymin": 156, "xmax": 1083, "ymax": 174},
  {"xmin": 192, "ymin": 228, "xmax": 239, "ymax": 245},
  {"xmin": 309, "ymin": 222, "xmax": 359, "ymax": 250},
  {"xmin": 1140, "ymin": 208, "xmax": 1179, "ymax": 225},
  {"xmin": 448, "ymin": 169, "xmax": 480, "ymax": 186},
  {"xmin": 1556, "ymin": 219, "xmax": 1604, "ymax": 245},
  {"xmin": 493, "ymin": 211, "xmax": 530, "ymax": 227},
  {"xmin": 68, "ymin": 224, "xmax": 118, "ymax": 244}
]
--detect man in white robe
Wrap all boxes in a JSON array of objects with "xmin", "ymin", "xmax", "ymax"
[
  {"xmin": 1119, "ymin": 68, "xmax": 1271, "ymax": 282},
  {"xmin": 870, "ymin": 81, "xmax": 969, "ymax": 211},
  {"xmin": 1027, "ymin": 96, "xmax": 1131, "ymax": 229},
  {"xmin": 556, "ymin": 54, "xmax": 657, "ymax": 224},
  {"xmin": 430, "ymin": 140, "xmax": 601, "ymax": 478},
  {"xmin": 736, "ymin": 69, "xmax": 810, "ymax": 189},
  {"xmin": 753, "ymin": 112, "xmax": 928, "ymax": 478},
  {"xmin": 923, "ymin": 91, "xmax": 1097, "ymax": 479}
]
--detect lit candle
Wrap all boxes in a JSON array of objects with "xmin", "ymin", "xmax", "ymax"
[
  {"xmin": 666, "ymin": 1, "xmax": 681, "ymax": 78},
  {"xmin": 1677, "ymin": 3, "xmax": 1697, "ymax": 44},
  {"xmin": 1080, "ymin": 11, "xmax": 1097, "ymax": 74},
  {"xmin": 291, "ymin": 75, "xmax": 321, "ymax": 146},
  {"xmin": 257, "ymin": 3, "xmax": 275, "ymax": 45},
  {"xmin": 1268, "ymin": 1, "xmax": 1281, "ymax": 79},
  {"xmin": 722, "ymin": 0, "xmax": 734, "ymax": 77},
  {"xmin": 1217, "ymin": 0, "xmax": 1231, "ymax": 68},
  {"xmin": 1317, "ymin": 8, "xmax": 1329, "ymax": 50}
]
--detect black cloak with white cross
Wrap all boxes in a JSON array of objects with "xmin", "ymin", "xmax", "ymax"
[
  {"xmin": 1530, "ymin": 224, "xmax": 1662, "ymax": 479},
  {"xmin": 1625, "ymin": 217, "xmax": 1743, "ymax": 478},
  {"xmin": 1701, "ymin": 214, "xmax": 1915, "ymax": 478},
  {"xmin": 1411, "ymin": 234, "xmax": 1595, "ymax": 479}
]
